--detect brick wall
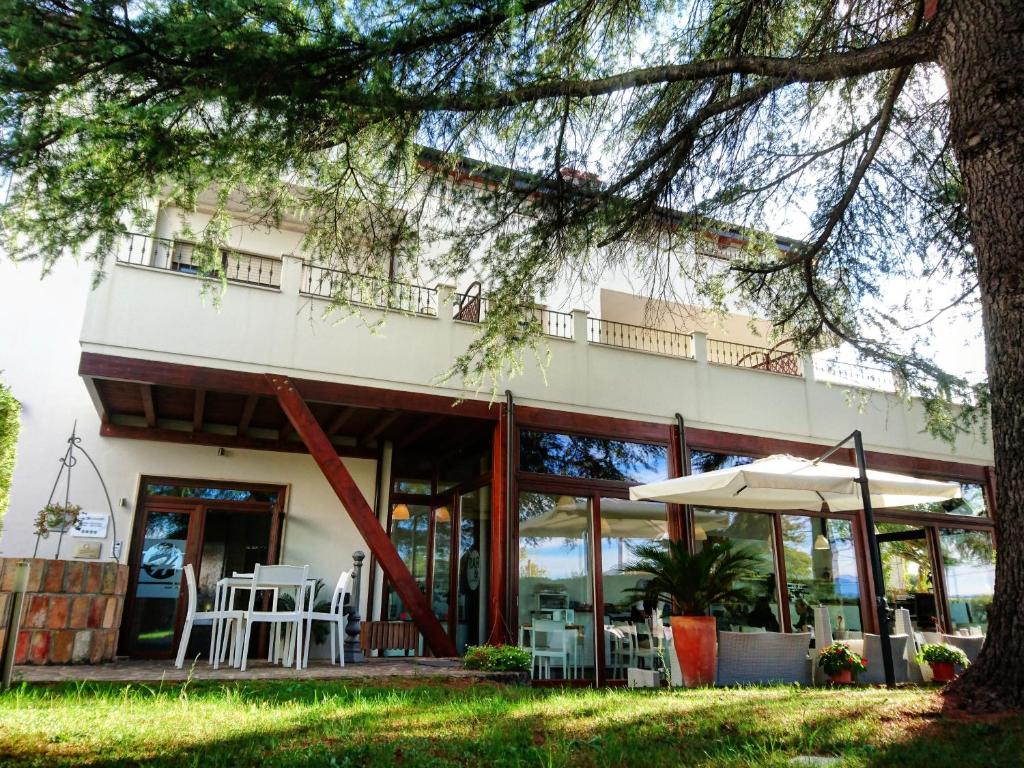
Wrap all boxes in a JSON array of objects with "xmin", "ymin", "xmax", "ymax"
[{"xmin": 0, "ymin": 558, "xmax": 129, "ymax": 664}]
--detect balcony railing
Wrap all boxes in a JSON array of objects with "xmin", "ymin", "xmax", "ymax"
[
  {"xmin": 587, "ymin": 318, "xmax": 694, "ymax": 358},
  {"xmin": 116, "ymin": 232, "xmax": 282, "ymax": 288},
  {"xmin": 707, "ymin": 339, "xmax": 802, "ymax": 376},
  {"xmin": 452, "ymin": 293, "xmax": 573, "ymax": 339},
  {"xmin": 814, "ymin": 358, "xmax": 899, "ymax": 392},
  {"xmin": 301, "ymin": 263, "xmax": 438, "ymax": 315}
]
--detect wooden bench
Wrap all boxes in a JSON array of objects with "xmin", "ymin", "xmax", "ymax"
[{"xmin": 360, "ymin": 621, "xmax": 420, "ymax": 657}]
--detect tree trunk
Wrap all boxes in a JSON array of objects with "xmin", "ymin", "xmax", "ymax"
[{"xmin": 939, "ymin": 0, "xmax": 1024, "ymax": 712}]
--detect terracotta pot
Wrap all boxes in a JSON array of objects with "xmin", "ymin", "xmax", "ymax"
[
  {"xmin": 830, "ymin": 669, "xmax": 853, "ymax": 685},
  {"xmin": 930, "ymin": 661, "xmax": 956, "ymax": 682},
  {"xmin": 670, "ymin": 615, "xmax": 717, "ymax": 687}
]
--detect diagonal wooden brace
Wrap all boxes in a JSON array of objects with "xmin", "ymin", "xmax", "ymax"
[{"xmin": 267, "ymin": 374, "xmax": 456, "ymax": 657}]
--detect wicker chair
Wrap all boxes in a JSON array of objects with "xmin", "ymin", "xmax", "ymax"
[
  {"xmin": 716, "ymin": 631, "xmax": 813, "ymax": 686},
  {"xmin": 942, "ymin": 633, "xmax": 985, "ymax": 664},
  {"xmin": 854, "ymin": 634, "xmax": 910, "ymax": 684}
]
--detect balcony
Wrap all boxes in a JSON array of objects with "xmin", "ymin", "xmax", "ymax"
[
  {"xmin": 83, "ymin": 242, "xmax": 989, "ymax": 463},
  {"xmin": 116, "ymin": 232, "xmax": 283, "ymax": 288}
]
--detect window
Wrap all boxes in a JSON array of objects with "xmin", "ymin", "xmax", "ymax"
[
  {"xmin": 782, "ymin": 515, "xmax": 862, "ymax": 636},
  {"xmin": 690, "ymin": 450, "xmax": 754, "ymax": 474},
  {"xmin": 693, "ymin": 508, "xmax": 781, "ymax": 632},
  {"xmin": 940, "ymin": 528, "xmax": 995, "ymax": 633},
  {"xmin": 914, "ymin": 483, "xmax": 987, "ymax": 517},
  {"xmin": 144, "ymin": 484, "xmax": 278, "ymax": 503},
  {"xmin": 519, "ymin": 430, "xmax": 669, "ymax": 483}
]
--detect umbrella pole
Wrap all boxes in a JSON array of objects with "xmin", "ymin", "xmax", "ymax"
[{"xmin": 851, "ymin": 430, "xmax": 897, "ymax": 689}]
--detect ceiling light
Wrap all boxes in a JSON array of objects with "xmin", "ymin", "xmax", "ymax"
[
  {"xmin": 435, "ymin": 506, "xmax": 450, "ymax": 523},
  {"xmin": 694, "ymin": 525, "xmax": 708, "ymax": 541},
  {"xmin": 556, "ymin": 495, "xmax": 576, "ymax": 511},
  {"xmin": 392, "ymin": 503, "xmax": 410, "ymax": 521},
  {"xmin": 814, "ymin": 534, "xmax": 831, "ymax": 550}
]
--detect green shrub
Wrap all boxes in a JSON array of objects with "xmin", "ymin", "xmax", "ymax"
[
  {"xmin": 463, "ymin": 644, "xmax": 531, "ymax": 672},
  {"xmin": 0, "ymin": 379, "xmax": 20, "ymax": 532},
  {"xmin": 916, "ymin": 643, "xmax": 970, "ymax": 667}
]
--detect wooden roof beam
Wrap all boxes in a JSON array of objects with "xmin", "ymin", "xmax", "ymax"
[
  {"xmin": 267, "ymin": 373, "xmax": 456, "ymax": 658},
  {"xmin": 140, "ymin": 384, "xmax": 156, "ymax": 427},
  {"xmin": 238, "ymin": 394, "xmax": 259, "ymax": 437},
  {"xmin": 365, "ymin": 410, "xmax": 402, "ymax": 442}
]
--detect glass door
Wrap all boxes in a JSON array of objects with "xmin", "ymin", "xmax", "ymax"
[
  {"xmin": 597, "ymin": 497, "xmax": 670, "ymax": 682},
  {"xmin": 876, "ymin": 524, "xmax": 939, "ymax": 633},
  {"xmin": 517, "ymin": 492, "xmax": 597, "ymax": 681},
  {"xmin": 124, "ymin": 505, "xmax": 195, "ymax": 656},
  {"xmin": 454, "ymin": 486, "xmax": 491, "ymax": 652}
]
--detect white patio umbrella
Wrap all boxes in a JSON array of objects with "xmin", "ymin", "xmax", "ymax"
[{"xmin": 629, "ymin": 454, "xmax": 961, "ymax": 511}]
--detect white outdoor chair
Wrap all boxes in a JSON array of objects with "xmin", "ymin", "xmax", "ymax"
[
  {"xmin": 896, "ymin": 608, "xmax": 926, "ymax": 683},
  {"xmin": 239, "ymin": 563, "xmax": 310, "ymax": 672},
  {"xmin": 634, "ymin": 619, "xmax": 666, "ymax": 670},
  {"xmin": 606, "ymin": 625, "xmax": 634, "ymax": 679},
  {"xmin": 942, "ymin": 633, "xmax": 985, "ymax": 664},
  {"xmin": 856, "ymin": 634, "xmax": 910, "ymax": 685},
  {"xmin": 302, "ymin": 570, "xmax": 353, "ymax": 668},
  {"xmin": 529, "ymin": 619, "xmax": 575, "ymax": 680},
  {"xmin": 174, "ymin": 564, "xmax": 245, "ymax": 669}
]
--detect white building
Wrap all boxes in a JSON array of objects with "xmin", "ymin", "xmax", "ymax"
[{"xmin": 0, "ymin": 186, "xmax": 996, "ymax": 678}]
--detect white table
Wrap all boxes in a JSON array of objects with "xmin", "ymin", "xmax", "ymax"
[{"xmin": 211, "ymin": 573, "xmax": 317, "ymax": 670}]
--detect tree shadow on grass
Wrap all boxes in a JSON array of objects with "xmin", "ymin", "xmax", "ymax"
[{"xmin": 1, "ymin": 682, "xmax": 1022, "ymax": 768}]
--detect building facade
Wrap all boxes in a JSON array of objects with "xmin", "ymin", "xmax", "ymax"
[{"xmin": 0, "ymin": 201, "xmax": 997, "ymax": 679}]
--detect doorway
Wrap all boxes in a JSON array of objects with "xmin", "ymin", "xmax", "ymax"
[{"xmin": 120, "ymin": 478, "xmax": 285, "ymax": 658}]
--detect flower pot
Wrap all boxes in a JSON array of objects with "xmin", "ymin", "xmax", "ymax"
[
  {"xmin": 670, "ymin": 615, "xmax": 717, "ymax": 687},
  {"xmin": 929, "ymin": 661, "xmax": 956, "ymax": 682},
  {"xmin": 830, "ymin": 669, "xmax": 853, "ymax": 685}
]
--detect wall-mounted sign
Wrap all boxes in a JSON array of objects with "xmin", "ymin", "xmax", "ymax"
[
  {"xmin": 74, "ymin": 542, "xmax": 102, "ymax": 559},
  {"xmin": 72, "ymin": 512, "xmax": 110, "ymax": 539}
]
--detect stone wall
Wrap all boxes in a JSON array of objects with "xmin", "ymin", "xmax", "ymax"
[{"xmin": 0, "ymin": 558, "xmax": 128, "ymax": 664}]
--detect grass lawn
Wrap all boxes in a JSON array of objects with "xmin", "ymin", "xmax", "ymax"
[{"xmin": 0, "ymin": 679, "xmax": 1021, "ymax": 767}]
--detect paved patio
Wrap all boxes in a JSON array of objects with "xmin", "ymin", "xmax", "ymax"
[{"xmin": 13, "ymin": 657, "xmax": 523, "ymax": 684}]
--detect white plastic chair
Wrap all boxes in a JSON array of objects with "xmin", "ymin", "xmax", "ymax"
[
  {"xmin": 174, "ymin": 564, "xmax": 245, "ymax": 669},
  {"xmin": 606, "ymin": 626, "xmax": 633, "ymax": 679},
  {"xmin": 239, "ymin": 564, "xmax": 309, "ymax": 672},
  {"xmin": 529, "ymin": 619, "xmax": 575, "ymax": 680},
  {"xmin": 302, "ymin": 570, "xmax": 352, "ymax": 668}
]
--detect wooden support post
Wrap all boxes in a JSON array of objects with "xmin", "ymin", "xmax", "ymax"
[{"xmin": 267, "ymin": 374, "xmax": 457, "ymax": 657}]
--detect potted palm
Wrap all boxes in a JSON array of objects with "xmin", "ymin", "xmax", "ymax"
[
  {"xmin": 916, "ymin": 643, "xmax": 970, "ymax": 683},
  {"xmin": 625, "ymin": 539, "xmax": 759, "ymax": 687}
]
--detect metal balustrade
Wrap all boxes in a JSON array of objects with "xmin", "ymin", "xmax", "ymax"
[
  {"xmin": 587, "ymin": 318, "xmax": 694, "ymax": 358},
  {"xmin": 452, "ymin": 295, "xmax": 573, "ymax": 339},
  {"xmin": 707, "ymin": 339, "xmax": 803, "ymax": 376},
  {"xmin": 115, "ymin": 232, "xmax": 282, "ymax": 288},
  {"xmin": 301, "ymin": 263, "xmax": 438, "ymax": 315},
  {"xmin": 813, "ymin": 358, "xmax": 899, "ymax": 392}
]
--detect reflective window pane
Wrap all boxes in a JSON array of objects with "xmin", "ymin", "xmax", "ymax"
[
  {"xmin": 940, "ymin": 528, "xmax": 995, "ymax": 633},
  {"xmin": 693, "ymin": 508, "xmax": 780, "ymax": 632},
  {"xmin": 145, "ymin": 484, "xmax": 277, "ymax": 503},
  {"xmin": 455, "ymin": 487, "xmax": 491, "ymax": 652},
  {"xmin": 912, "ymin": 483, "xmax": 987, "ymax": 517},
  {"xmin": 520, "ymin": 431, "xmax": 669, "ymax": 483},
  {"xmin": 782, "ymin": 515, "xmax": 862, "ymax": 637},
  {"xmin": 599, "ymin": 498, "xmax": 670, "ymax": 680},
  {"xmin": 387, "ymin": 504, "xmax": 431, "ymax": 621},
  {"xmin": 518, "ymin": 493, "xmax": 595, "ymax": 680},
  {"xmin": 877, "ymin": 524, "xmax": 939, "ymax": 632}
]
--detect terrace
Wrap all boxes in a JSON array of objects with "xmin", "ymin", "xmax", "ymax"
[{"xmin": 83, "ymin": 232, "xmax": 984, "ymax": 467}]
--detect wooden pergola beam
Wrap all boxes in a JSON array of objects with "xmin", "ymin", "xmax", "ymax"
[
  {"xmin": 396, "ymin": 414, "xmax": 445, "ymax": 449},
  {"xmin": 192, "ymin": 389, "xmax": 206, "ymax": 432},
  {"xmin": 140, "ymin": 384, "xmax": 156, "ymax": 427},
  {"xmin": 267, "ymin": 374, "xmax": 456, "ymax": 658},
  {"xmin": 238, "ymin": 394, "xmax": 259, "ymax": 437},
  {"xmin": 365, "ymin": 410, "xmax": 401, "ymax": 442},
  {"xmin": 327, "ymin": 405, "xmax": 358, "ymax": 436}
]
